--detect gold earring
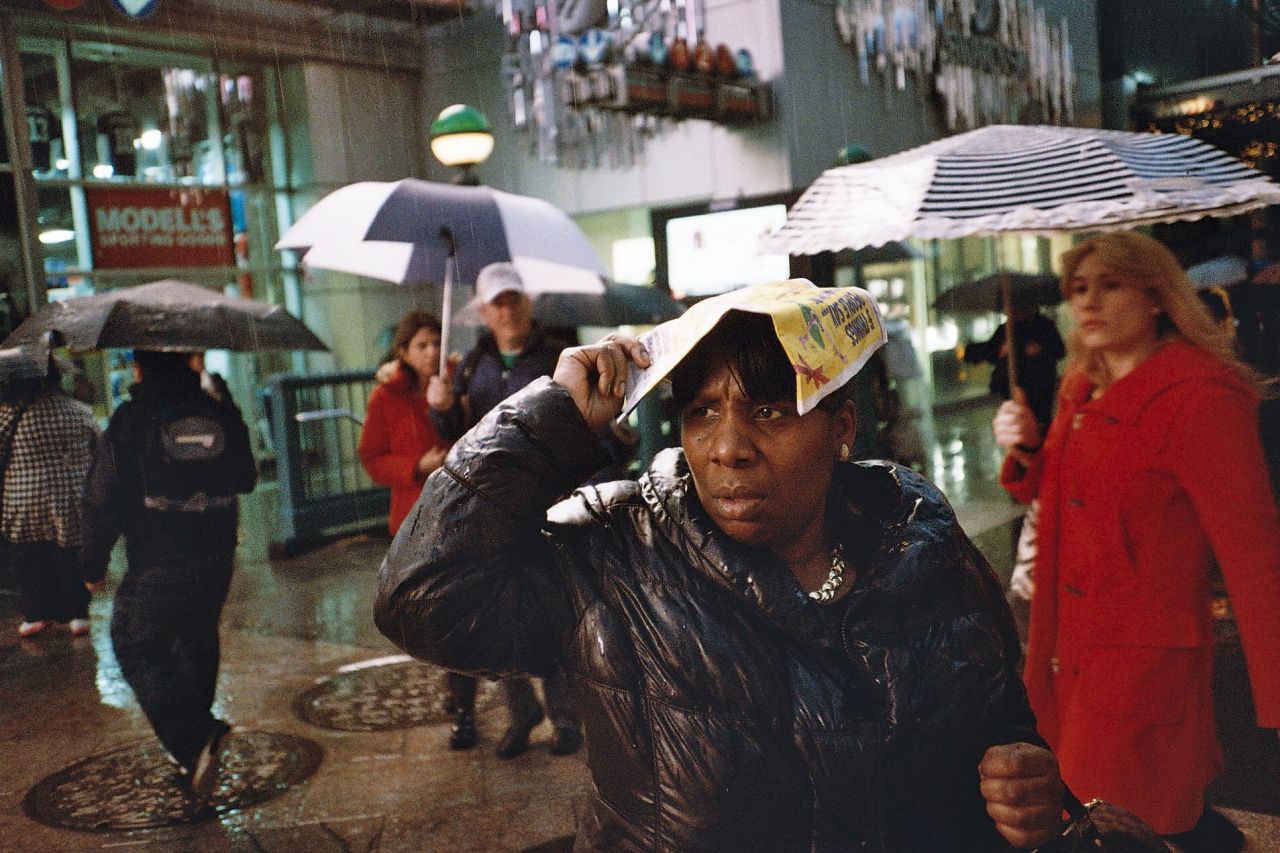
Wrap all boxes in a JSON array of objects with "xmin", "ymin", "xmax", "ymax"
[{"xmin": 839, "ymin": 443, "xmax": 850, "ymax": 463}]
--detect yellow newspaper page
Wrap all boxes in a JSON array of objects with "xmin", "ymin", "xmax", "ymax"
[{"xmin": 621, "ymin": 279, "xmax": 886, "ymax": 418}]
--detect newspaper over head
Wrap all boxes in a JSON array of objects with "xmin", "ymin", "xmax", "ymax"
[{"xmin": 620, "ymin": 279, "xmax": 888, "ymax": 419}]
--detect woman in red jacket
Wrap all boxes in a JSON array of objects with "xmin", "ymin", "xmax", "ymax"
[
  {"xmin": 359, "ymin": 312, "xmax": 478, "ymax": 749},
  {"xmin": 993, "ymin": 231, "xmax": 1280, "ymax": 852},
  {"xmin": 358, "ymin": 311, "xmax": 450, "ymax": 537}
]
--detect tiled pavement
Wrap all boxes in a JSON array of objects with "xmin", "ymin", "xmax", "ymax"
[{"xmin": 1, "ymin": 400, "xmax": 1276, "ymax": 851}]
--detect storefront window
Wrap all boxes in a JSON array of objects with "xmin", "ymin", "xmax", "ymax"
[
  {"xmin": 68, "ymin": 45, "xmax": 221, "ymax": 184},
  {"xmin": 20, "ymin": 48, "xmax": 68, "ymax": 178},
  {"xmin": 35, "ymin": 184, "xmax": 79, "ymax": 284},
  {"xmin": 218, "ymin": 70, "xmax": 268, "ymax": 186}
]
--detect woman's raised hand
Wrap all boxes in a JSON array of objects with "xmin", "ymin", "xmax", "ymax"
[
  {"xmin": 554, "ymin": 335, "xmax": 650, "ymax": 432},
  {"xmin": 993, "ymin": 387, "xmax": 1043, "ymax": 466}
]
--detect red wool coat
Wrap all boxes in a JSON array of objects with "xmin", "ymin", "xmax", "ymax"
[
  {"xmin": 357, "ymin": 364, "xmax": 449, "ymax": 535},
  {"xmin": 1001, "ymin": 341, "xmax": 1280, "ymax": 834}
]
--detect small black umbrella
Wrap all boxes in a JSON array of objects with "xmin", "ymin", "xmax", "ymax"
[
  {"xmin": 528, "ymin": 285, "xmax": 686, "ymax": 327},
  {"xmin": 456, "ymin": 283, "xmax": 686, "ymax": 328},
  {"xmin": 932, "ymin": 272, "xmax": 1061, "ymax": 313},
  {"xmin": 0, "ymin": 330, "xmax": 59, "ymax": 384},
  {"xmin": 0, "ymin": 346, "xmax": 48, "ymax": 384},
  {"xmin": 2, "ymin": 280, "xmax": 328, "ymax": 353}
]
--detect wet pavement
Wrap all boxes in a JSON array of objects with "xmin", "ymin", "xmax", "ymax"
[{"xmin": 1, "ymin": 397, "xmax": 1277, "ymax": 851}]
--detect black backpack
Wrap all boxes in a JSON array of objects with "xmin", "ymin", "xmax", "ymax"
[{"xmin": 138, "ymin": 395, "xmax": 234, "ymax": 510}]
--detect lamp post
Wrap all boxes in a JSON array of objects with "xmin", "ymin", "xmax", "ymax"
[{"xmin": 429, "ymin": 104, "xmax": 494, "ymax": 186}]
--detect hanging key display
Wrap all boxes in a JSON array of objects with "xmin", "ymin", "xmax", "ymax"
[
  {"xmin": 833, "ymin": 0, "xmax": 1074, "ymax": 130},
  {"xmin": 481, "ymin": 0, "xmax": 771, "ymax": 168}
]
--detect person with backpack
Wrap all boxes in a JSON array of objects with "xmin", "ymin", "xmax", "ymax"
[{"xmin": 80, "ymin": 349, "xmax": 256, "ymax": 797}]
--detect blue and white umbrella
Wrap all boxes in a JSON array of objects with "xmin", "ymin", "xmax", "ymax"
[
  {"xmin": 277, "ymin": 179, "xmax": 607, "ymax": 368},
  {"xmin": 277, "ymin": 179, "xmax": 606, "ymax": 294}
]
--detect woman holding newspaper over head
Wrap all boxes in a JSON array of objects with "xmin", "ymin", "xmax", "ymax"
[{"xmin": 375, "ymin": 280, "xmax": 1064, "ymax": 851}]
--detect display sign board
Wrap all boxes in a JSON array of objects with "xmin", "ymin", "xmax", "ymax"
[
  {"xmin": 86, "ymin": 186, "xmax": 234, "ymax": 269},
  {"xmin": 665, "ymin": 204, "xmax": 791, "ymax": 299}
]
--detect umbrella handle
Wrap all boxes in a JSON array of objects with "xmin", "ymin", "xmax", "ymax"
[
  {"xmin": 992, "ymin": 235, "xmax": 1018, "ymax": 395},
  {"xmin": 439, "ymin": 227, "xmax": 456, "ymax": 378},
  {"xmin": 440, "ymin": 256, "xmax": 454, "ymax": 378},
  {"xmin": 999, "ymin": 268, "xmax": 1018, "ymax": 393}
]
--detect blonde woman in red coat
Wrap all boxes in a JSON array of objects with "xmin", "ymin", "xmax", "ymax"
[{"xmin": 994, "ymin": 231, "xmax": 1280, "ymax": 852}]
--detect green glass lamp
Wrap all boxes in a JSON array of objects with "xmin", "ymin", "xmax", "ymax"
[
  {"xmin": 834, "ymin": 144, "xmax": 874, "ymax": 167},
  {"xmin": 430, "ymin": 104, "xmax": 494, "ymax": 185}
]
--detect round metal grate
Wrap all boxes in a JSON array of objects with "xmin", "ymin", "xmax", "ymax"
[
  {"xmin": 22, "ymin": 731, "xmax": 322, "ymax": 831},
  {"xmin": 292, "ymin": 659, "xmax": 499, "ymax": 732}
]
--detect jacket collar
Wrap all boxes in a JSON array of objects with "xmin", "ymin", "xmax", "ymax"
[
  {"xmin": 384, "ymin": 362, "xmax": 416, "ymax": 393},
  {"xmin": 129, "ymin": 369, "xmax": 202, "ymax": 403},
  {"xmin": 1072, "ymin": 340, "xmax": 1252, "ymax": 424},
  {"xmin": 641, "ymin": 449, "xmax": 956, "ymax": 649}
]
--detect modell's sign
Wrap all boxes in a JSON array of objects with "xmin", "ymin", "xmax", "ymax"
[{"xmin": 87, "ymin": 187, "xmax": 234, "ymax": 269}]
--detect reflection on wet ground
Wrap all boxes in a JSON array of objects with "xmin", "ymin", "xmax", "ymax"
[
  {"xmin": 293, "ymin": 658, "xmax": 501, "ymax": 732},
  {"xmin": 929, "ymin": 398, "xmax": 1009, "ymax": 505},
  {"xmin": 2, "ymin": 396, "xmax": 1277, "ymax": 851},
  {"xmin": 926, "ymin": 397, "xmax": 1026, "ymax": 548},
  {"xmin": 226, "ymin": 511, "xmax": 396, "ymax": 649}
]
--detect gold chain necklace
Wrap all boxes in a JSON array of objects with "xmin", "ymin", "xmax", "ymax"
[{"xmin": 807, "ymin": 544, "xmax": 846, "ymax": 604}]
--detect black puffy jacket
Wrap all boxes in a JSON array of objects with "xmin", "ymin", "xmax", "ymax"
[{"xmin": 376, "ymin": 379, "xmax": 1042, "ymax": 852}]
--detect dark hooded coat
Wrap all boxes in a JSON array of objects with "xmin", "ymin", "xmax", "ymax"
[{"xmin": 377, "ymin": 378, "xmax": 1042, "ymax": 852}]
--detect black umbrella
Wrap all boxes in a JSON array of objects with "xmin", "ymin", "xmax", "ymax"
[
  {"xmin": 528, "ymin": 285, "xmax": 686, "ymax": 327},
  {"xmin": 0, "ymin": 346, "xmax": 48, "ymax": 384},
  {"xmin": 0, "ymin": 330, "xmax": 58, "ymax": 384},
  {"xmin": 932, "ymin": 272, "xmax": 1061, "ymax": 313},
  {"xmin": 2, "ymin": 280, "xmax": 328, "ymax": 353},
  {"xmin": 456, "ymin": 283, "xmax": 686, "ymax": 328}
]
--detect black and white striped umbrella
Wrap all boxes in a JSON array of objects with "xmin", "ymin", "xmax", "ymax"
[{"xmin": 763, "ymin": 125, "xmax": 1280, "ymax": 255}]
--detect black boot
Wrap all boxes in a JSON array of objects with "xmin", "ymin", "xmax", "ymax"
[
  {"xmin": 449, "ymin": 712, "xmax": 477, "ymax": 751},
  {"xmin": 1162, "ymin": 808, "xmax": 1245, "ymax": 853},
  {"xmin": 549, "ymin": 726, "xmax": 583, "ymax": 756},
  {"xmin": 495, "ymin": 709, "xmax": 544, "ymax": 759}
]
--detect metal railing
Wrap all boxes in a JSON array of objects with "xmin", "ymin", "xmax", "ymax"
[{"xmin": 264, "ymin": 369, "xmax": 388, "ymax": 552}]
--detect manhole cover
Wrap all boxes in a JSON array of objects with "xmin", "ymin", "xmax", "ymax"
[
  {"xmin": 23, "ymin": 731, "xmax": 322, "ymax": 831},
  {"xmin": 293, "ymin": 659, "xmax": 499, "ymax": 731}
]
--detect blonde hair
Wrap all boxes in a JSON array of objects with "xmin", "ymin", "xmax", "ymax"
[{"xmin": 1059, "ymin": 232, "xmax": 1262, "ymax": 392}]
